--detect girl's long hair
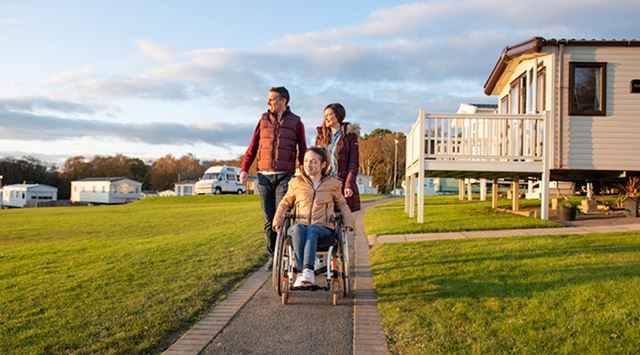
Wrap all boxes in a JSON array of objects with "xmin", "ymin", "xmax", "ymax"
[{"xmin": 303, "ymin": 146, "xmax": 331, "ymax": 177}]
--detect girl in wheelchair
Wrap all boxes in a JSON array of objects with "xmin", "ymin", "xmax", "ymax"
[{"xmin": 272, "ymin": 146, "xmax": 355, "ymax": 288}]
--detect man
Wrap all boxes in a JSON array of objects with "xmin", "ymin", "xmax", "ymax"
[{"xmin": 240, "ymin": 86, "xmax": 307, "ymax": 270}]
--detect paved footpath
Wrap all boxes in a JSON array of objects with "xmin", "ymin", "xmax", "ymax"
[{"xmin": 164, "ymin": 199, "xmax": 391, "ymax": 355}]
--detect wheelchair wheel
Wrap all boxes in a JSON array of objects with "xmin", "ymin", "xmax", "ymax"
[
  {"xmin": 272, "ymin": 231, "xmax": 284, "ymax": 295},
  {"xmin": 279, "ymin": 245, "xmax": 291, "ymax": 304},
  {"xmin": 340, "ymin": 229, "xmax": 351, "ymax": 297}
]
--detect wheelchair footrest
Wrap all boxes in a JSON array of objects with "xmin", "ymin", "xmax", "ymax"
[{"xmin": 291, "ymin": 284, "xmax": 329, "ymax": 291}]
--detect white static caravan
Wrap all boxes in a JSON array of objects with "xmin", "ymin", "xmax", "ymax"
[
  {"xmin": 71, "ymin": 177, "xmax": 142, "ymax": 204},
  {"xmin": 1, "ymin": 183, "xmax": 58, "ymax": 208},
  {"xmin": 174, "ymin": 181, "xmax": 196, "ymax": 196},
  {"xmin": 158, "ymin": 189, "xmax": 176, "ymax": 197},
  {"xmin": 356, "ymin": 174, "xmax": 378, "ymax": 195},
  {"xmin": 405, "ymin": 37, "xmax": 640, "ymax": 222},
  {"xmin": 484, "ymin": 37, "xmax": 640, "ymax": 176}
]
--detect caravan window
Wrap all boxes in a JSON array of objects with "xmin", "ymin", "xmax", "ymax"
[
  {"xmin": 536, "ymin": 67, "xmax": 546, "ymax": 113},
  {"xmin": 509, "ymin": 72, "xmax": 526, "ymax": 114},
  {"xmin": 203, "ymin": 173, "xmax": 219, "ymax": 180},
  {"xmin": 569, "ymin": 62, "xmax": 606, "ymax": 116},
  {"xmin": 499, "ymin": 96, "xmax": 509, "ymax": 114}
]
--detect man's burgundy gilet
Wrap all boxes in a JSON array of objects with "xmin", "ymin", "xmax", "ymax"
[{"xmin": 257, "ymin": 110, "xmax": 301, "ymax": 172}]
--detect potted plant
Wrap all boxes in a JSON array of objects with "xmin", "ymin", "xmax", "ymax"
[
  {"xmin": 616, "ymin": 177, "xmax": 640, "ymax": 217},
  {"xmin": 558, "ymin": 197, "xmax": 577, "ymax": 221}
]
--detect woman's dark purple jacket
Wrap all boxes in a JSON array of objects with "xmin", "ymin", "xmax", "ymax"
[{"xmin": 315, "ymin": 122, "xmax": 361, "ymax": 212}]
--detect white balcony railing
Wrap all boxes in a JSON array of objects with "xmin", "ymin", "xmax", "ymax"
[
  {"xmin": 405, "ymin": 109, "xmax": 551, "ymax": 222},
  {"xmin": 407, "ymin": 111, "xmax": 549, "ymax": 172}
]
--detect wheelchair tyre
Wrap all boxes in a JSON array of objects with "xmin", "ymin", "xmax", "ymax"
[
  {"xmin": 272, "ymin": 231, "xmax": 285, "ymax": 295},
  {"xmin": 281, "ymin": 289, "xmax": 289, "ymax": 304},
  {"xmin": 340, "ymin": 229, "xmax": 351, "ymax": 297}
]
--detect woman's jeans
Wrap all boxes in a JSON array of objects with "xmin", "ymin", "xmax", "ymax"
[{"xmin": 288, "ymin": 224, "xmax": 334, "ymax": 272}]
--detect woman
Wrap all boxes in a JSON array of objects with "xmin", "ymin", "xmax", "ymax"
[
  {"xmin": 272, "ymin": 146, "xmax": 355, "ymax": 287},
  {"xmin": 315, "ymin": 103, "xmax": 361, "ymax": 212}
]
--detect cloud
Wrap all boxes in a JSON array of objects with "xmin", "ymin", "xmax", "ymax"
[
  {"xmin": 47, "ymin": 67, "xmax": 94, "ymax": 85},
  {"xmin": 0, "ymin": 150, "xmax": 71, "ymax": 166},
  {"xmin": 0, "ymin": 96, "xmax": 96, "ymax": 114},
  {"xmin": 12, "ymin": 0, "xmax": 637, "ymax": 147},
  {"xmin": 0, "ymin": 110, "xmax": 255, "ymax": 147},
  {"xmin": 136, "ymin": 39, "xmax": 176, "ymax": 63},
  {"xmin": 0, "ymin": 19, "xmax": 22, "ymax": 25},
  {"xmin": 56, "ymin": 0, "xmax": 639, "ymax": 111},
  {"xmin": 78, "ymin": 76, "xmax": 206, "ymax": 100}
]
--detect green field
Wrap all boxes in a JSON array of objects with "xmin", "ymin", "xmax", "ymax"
[
  {"xmin": 370, "ymin": 232, "xmax": 640, "ymax": 353},
  {"xmin": 360, "ymin": 194, "xmax": 390, "ymax": 203},
  {"xmin": 0, "ymin": 195, "xmax": 265, "ymax": 353},
  {"xmin": 365, "ymin": 196, "xmax": 561, "ymax": 235}
]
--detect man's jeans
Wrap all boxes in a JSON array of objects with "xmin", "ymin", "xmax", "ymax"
[
  {"xmin": 288, "ymin": 224, "xmax": 334, "ymax": 272},
  {"xmin": 257, "ymin": 172, "xmax": 292, "ymax": 254}
]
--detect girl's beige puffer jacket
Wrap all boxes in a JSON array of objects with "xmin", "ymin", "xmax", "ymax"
[{"xmin": 273, "ymin": 175, "xmax": 355, "ymax": 231}]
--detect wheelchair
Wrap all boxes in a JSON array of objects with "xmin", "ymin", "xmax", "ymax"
[{"xmin": 272, "ymin": 212, "xmax": 351, "ymax": 305}]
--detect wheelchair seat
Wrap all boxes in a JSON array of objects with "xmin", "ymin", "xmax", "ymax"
[{"xmin": 315, "ymin": 231, "xmax": 338, "ymax": 252}]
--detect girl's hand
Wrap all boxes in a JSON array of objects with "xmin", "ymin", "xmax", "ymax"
[
  {"xmin": 344, "ymin": 188, "xmax": 353, "ymax": 198},
  {"xmin": 273, "ymin": 224, "xmax": 282, "ymax": 232}
]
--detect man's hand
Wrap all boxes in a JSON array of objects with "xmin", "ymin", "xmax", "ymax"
[
  {"xmin": 272, "ymin": 224, "xmax": 282, "ymax": 232},
  {"xmin": 344, "ymin": 188, "xmax": 353, "ymax": 198},
  {"xmin": 240, "ymin": 171, "xmax": 248, "ymax": 184}
]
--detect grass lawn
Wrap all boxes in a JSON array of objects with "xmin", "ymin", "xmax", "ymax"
[
  {"xmin": 365, "ymin": 195, "xmax": 561, "ymax": 235},
  {"xmin": 370, "ymin": 232, "xmax": 640, "ymax": 353},
  {"xmin": 0, "ymin": 195, "xmax": 265, "ymax": 353},
  {"xmin": 360, "ymin": 194, "xmax": 390, "ymax": 203}
]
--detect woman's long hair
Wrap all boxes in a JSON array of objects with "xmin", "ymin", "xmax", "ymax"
[
  {"xmin": 320, "ymin": 103, "xmax": 346, "ymax": 146},
  {"xmin": 302, "ymin": 146, "xmax": 332, "ymax": 177}
]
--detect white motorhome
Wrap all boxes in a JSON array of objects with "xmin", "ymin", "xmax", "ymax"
[{"xmin": 195, "ymin": 166, "xmax": 246, "ymax": 195}]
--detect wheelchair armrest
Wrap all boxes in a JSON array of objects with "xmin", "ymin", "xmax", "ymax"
[{"xmin": 330, "ymin": 212, "xmax": 343, "ymax": 223}]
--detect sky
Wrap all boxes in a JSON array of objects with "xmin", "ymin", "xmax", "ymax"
[{"xmin": 1, "ymin": 0, "xmax": 639, "ymax": 166}]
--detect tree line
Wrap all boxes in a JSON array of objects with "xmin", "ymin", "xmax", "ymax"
[{"xmin": 0, "ymin": 129, "xmax": 405, "ymax": 198}]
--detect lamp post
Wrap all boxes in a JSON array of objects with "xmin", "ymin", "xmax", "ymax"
[{"xmin": 393, "ymin": 138, "xmax": 399, "ymax": 195}]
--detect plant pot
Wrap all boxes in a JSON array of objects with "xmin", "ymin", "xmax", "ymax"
[
  {"xmin": 623, "ymin": 197, "xmax": 639, "ymax": 217},
  {"xmin": 558, "ymin": 205, "xmax": 576, "ymax": 221}
]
